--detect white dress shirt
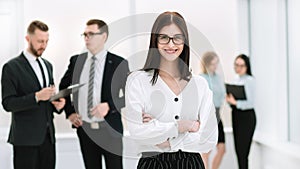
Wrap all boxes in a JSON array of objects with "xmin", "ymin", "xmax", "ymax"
[
  {"xmin": 125, "ymin": 71, "xmax": 218, "ymax": 155},
  {"xmin": 78, "ymin": 50, "xmax": 107, "ymax": 122},
  {"xmin": 23, "ymin": 50, "xmax": 49, "ymax": 88}
]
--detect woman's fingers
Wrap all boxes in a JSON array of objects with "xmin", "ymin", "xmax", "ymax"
[{"xmin": 142, "ymin": 113, "xmax": 153, "ymax": 123}]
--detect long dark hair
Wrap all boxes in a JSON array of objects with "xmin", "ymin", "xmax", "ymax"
[
  {"xmin": 143, "ymin": 11, "xmax": 191, "ymax": 85},
  {"xmin": 235, "ymin": 54, "xmax": 252, "ymax": 76}
]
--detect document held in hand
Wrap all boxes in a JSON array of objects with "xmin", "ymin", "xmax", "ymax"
[
  {"xmin": 225, "ymin": 84, "xmax": 247, "ymax": 100},
  {"xmin": 49, "ymin": 83, "xmax": 85, "ymax": 101}
]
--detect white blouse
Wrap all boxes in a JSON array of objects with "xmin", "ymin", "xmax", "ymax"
[
  {"xmin": 232, "ymin": 75, "xmax": 255, "ymax": 110},
  {"xmin": 125, "ymin": 71, "xmax": 218, "ymax": 155}
]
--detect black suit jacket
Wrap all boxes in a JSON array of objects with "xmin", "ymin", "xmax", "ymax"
[
  {"xmin": 59, "ymin": 52, "xmax": 129, "ymax": 135},
  {"xmin": 1, "ymin": 53, "xmax": 60, "ymax": 146}
]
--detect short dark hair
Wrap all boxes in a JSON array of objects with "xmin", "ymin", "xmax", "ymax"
[
  {"xmin": 86, "ymin": 19, "xmax": 109, "ymax": 37},
  {"xmin": 235, "ymin": 54, "xmax": 253, "ymax": 76},
  {"xmin": 27, "ymin": 20, "xmax": 48, "ymax": 34},
  {"xmin": 143, "ymin": 11, "xmax": 191, "ymax": 85}
]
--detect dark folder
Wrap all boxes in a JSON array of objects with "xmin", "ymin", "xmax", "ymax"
[
  {"xmin": 49, "ymin": 83, "xmax": 85, "ymax": 101},
  {"xmin": 225, "ymin": 84, "xmax": 247, "ymax": 100}
]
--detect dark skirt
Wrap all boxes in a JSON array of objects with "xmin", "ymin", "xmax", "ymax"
[{"xmin": 216, "ymin": 107, "xmax": 225, "ymax": 143}]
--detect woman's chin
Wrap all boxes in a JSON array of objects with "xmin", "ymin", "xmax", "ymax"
[{"xmin": 161, "ymin": 54, "xmax": 179, "ymax": 62}]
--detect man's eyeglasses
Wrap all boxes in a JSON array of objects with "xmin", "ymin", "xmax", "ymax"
[
  {"xmin": 157, "ymin": 34, "xmax": 185, "ymax": 45},
  {"xmin": 81, "ymin": 32, "xmax": 104, "ymax": 39}
]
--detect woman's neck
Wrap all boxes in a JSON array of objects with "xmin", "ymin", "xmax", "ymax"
[
  {"xmin": 238, "ymin": 73, "xmax": 247, "ymax": 77},
  {"xmin": 207, "ymin": 71, "xmax": 216, "ymax": 76},
  {"xmin": 159, "ymin": 58, "xmax": 180, "ymax": 78}
]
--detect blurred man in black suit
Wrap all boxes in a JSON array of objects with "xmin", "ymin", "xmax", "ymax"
[{"xmin": 1, "ymin": 20, "xmax": 65, "ymax": 169}]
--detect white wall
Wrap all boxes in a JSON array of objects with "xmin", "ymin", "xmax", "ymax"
[{"xmin": 0, "ymin": 0, "xmax": 23, "ymax": 133}]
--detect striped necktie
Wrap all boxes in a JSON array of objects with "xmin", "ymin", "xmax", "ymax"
[
  {"xmin": 36, "ymin": 58, "xmax": 47, "ymax": 88},
  {"xmin": 87, "ymin": 56, "xmax": 96, "ymax": 118}
]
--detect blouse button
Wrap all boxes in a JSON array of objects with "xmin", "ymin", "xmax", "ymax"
[
  {"xmin": 175, "ymin": 115, "xmax": 179, "ymax": 120},
  {"xmin": 174, "ymin": 97, "xmax": 179, "ymax": 102}
]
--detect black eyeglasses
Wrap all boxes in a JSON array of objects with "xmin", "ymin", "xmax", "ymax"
[
  {"xmin": 234, "ymin": 63, "xmax": 246, "ymax": 68},
  {"xmin": 157, "ymin": 34, "xmax": 185, "ymax": 45},
  {"xmin": 81, "ymin": 32, "xmax": 104, "ymax": 39}
]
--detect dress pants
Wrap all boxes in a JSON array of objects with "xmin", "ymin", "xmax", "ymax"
[
  {"xmin": 137, "ymin": 150, "xmax": 205, "ymax": 169},
  {"xmin": 13, "ymin": 129, "xmax": 55, "ymax": 169},
  {"xmin": 77, "ymin": 122, "xmax": 123, "ymax": 169},
  {"xmin": 232, "ymin": 108, "xmax": 256, "ymax": 169}
]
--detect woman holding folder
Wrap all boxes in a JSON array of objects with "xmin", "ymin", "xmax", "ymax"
[{"xmin": 226, "ymin": 54, "xmax": 256, "ymax": 169}]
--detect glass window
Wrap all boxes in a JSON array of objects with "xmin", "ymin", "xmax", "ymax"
[{"xmin": 287, "ymin": 0, "xmax": 300, "ymax": 144}]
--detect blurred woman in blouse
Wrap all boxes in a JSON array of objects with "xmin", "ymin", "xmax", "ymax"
[
  {"xmin": 125, "ymin": 11, "xmax": 218, "ymax": 169},
  {"xmin": 226, "ymin": 54, "xmax": 256, "ymax": 169},
  {"xmin": 200, "ymin": 51, "xmax": 226, "ymax": 169}
]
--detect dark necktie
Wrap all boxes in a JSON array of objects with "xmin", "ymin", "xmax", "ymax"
[
  {"xmin": 87, "ymin": 56, "xmax": 96, "ymax": 118},
  {"xmin": 36, "ymin": 58, "xmax": 47, "ymax": 88}
]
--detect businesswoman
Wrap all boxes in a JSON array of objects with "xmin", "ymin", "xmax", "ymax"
[
  {"xmin": 226, "ymin": 54, "xmax": 256, "ymax": 169},
  {"xmin": 200, "ymin": 51, "xmax": 226, "ymax": 169},
  {"xmin": 125, "ymin": 11, "xmax": 218, "ymax": 169}
]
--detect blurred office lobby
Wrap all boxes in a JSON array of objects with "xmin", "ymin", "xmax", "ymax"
[{"xmin": 0, "ymin": 0, "xmax": 299, "ymax": 168}]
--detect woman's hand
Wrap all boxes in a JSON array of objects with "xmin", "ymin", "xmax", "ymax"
[
  {"xmin": 142, "ymin": 112, "xmax": 153, "ymax": 123},
  {"xmin": 142, "ymin": 113, "xmax": 171, "ymax": 149},
  {"xmin": 156, "ymin": 139, "xmax": 170, "ymax": 149},
  {"xmin": 226, "ymin": 93, "xmax": 237, "ymax": 105},
  {"xmin": 177, "ymin": 120, "xmax": 200, "ymax": 133}
]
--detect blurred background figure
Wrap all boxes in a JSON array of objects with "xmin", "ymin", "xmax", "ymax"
[
  {"xmin": 200, "ymin": 51, "xmax": 226, "ymax": 169},
  {"xmin": 1, "ymin": 20, "xmax": 65, "ymax": 169},
  {"xmin": 59, "ymin": 19, "xmax": 129, "ymax": 169},
  {"xmin": 226, "ymin": 54, "xmax": 256, "ymax": 169}
]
